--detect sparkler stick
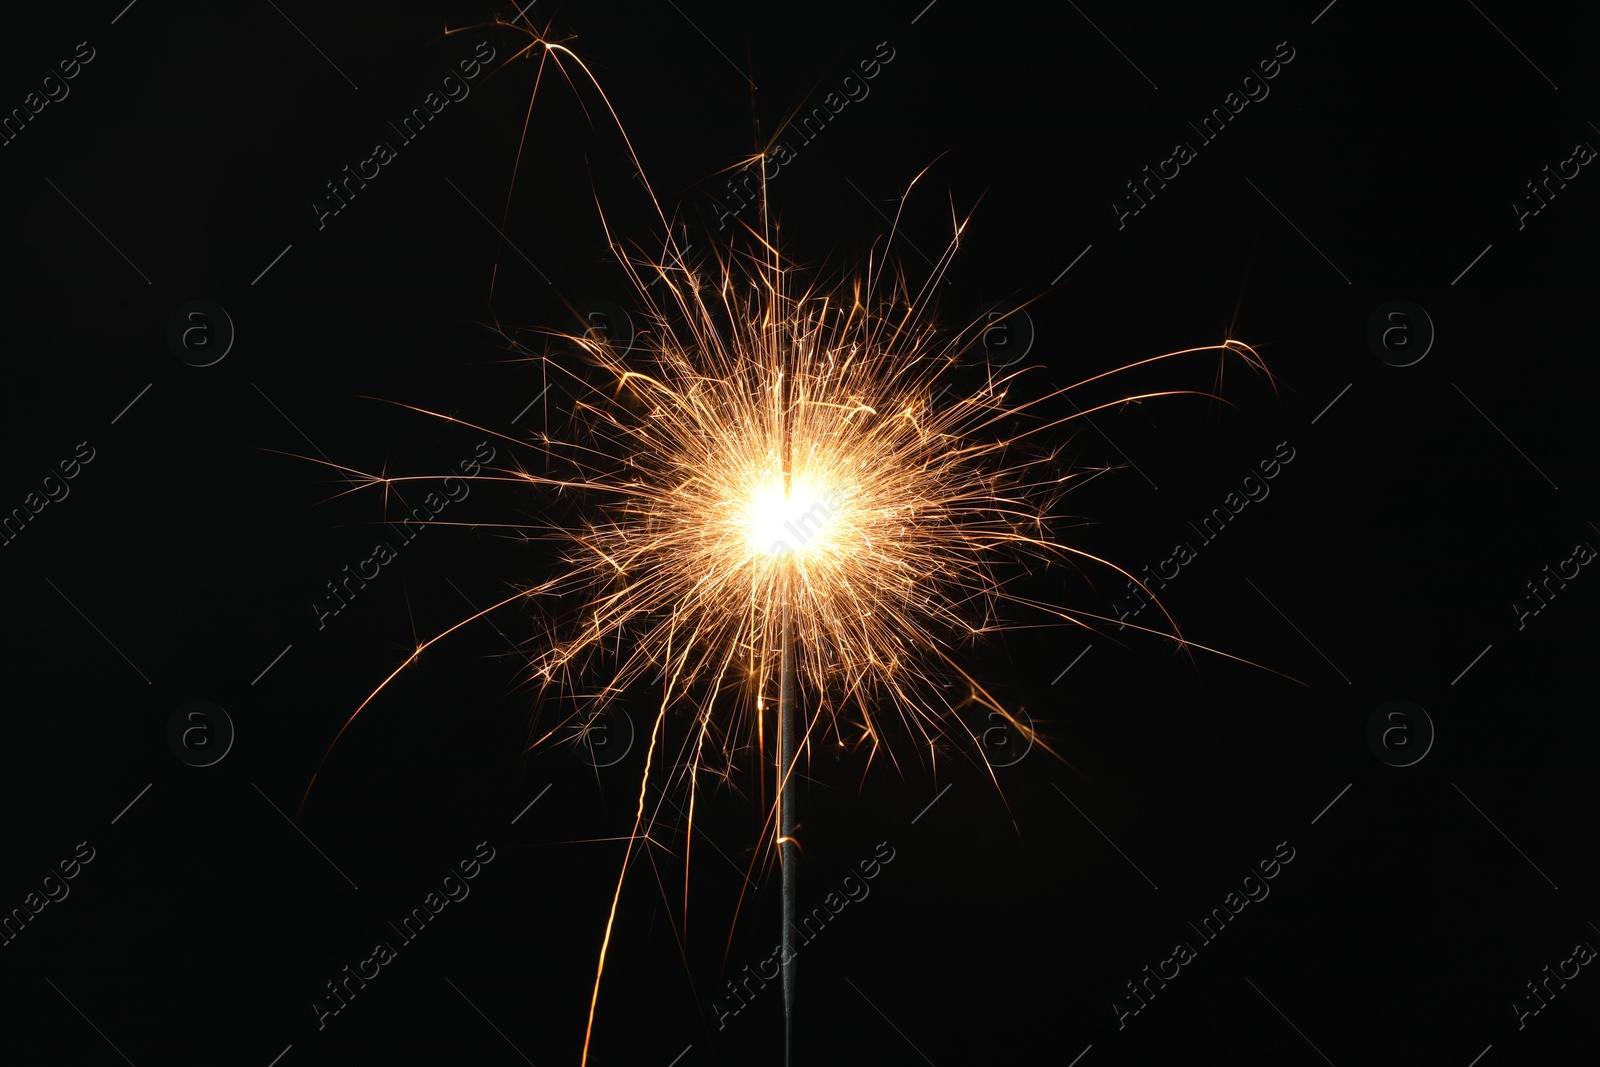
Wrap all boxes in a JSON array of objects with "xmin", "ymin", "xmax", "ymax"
[
  {"xmin": 779, "ymin": 600, "xmax": 799, "ymax": 1066},
  {"xmin": 777, "ymin": 238, "xmax": 801, "ymax": 1066}
]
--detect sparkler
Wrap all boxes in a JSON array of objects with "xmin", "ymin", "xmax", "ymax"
[{"xmin": 296, "ymin": 16, "xmax": 1280, "ymax": 1064}]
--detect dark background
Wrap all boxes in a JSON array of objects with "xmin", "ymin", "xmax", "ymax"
[{"xmin": 2, "ymin": 2, "xmax": 1597, "ymax": 1064}]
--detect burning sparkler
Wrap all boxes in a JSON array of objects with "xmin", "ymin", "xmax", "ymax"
[{"xmin": 297, "ymin": 16, "xmax": 1281, "ymax": 1064}]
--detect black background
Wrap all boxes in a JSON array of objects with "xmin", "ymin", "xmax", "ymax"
[{"xmin": 2, "ymin": 2, "xmax": 1597, "ymax": 1064}]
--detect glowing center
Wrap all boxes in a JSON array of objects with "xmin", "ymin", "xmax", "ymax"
[{"xmin": 745, "ymin": 476, "xmax": 843, "ymax": 559}]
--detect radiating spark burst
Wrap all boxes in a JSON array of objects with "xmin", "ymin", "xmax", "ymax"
[{"xmin": 297, "ymin": 16, "xmax": 1283, "ymax": 1064}]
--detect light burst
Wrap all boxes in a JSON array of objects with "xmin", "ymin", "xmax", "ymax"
[{"xmin": 297, "ymin": 16, "xmax": 1280, "ymax": 1064}]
